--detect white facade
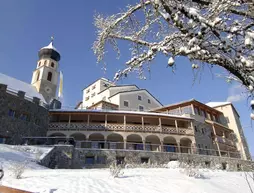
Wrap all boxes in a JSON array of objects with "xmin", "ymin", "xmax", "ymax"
[{"xmin": 82, "ymin": 78, "xmax": 162, "ymax": 111}]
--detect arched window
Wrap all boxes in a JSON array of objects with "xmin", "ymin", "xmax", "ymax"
[
  {"xmin": 47, "ymin": 72, "xmax": 52, "ymax": 81},
  {"xmin": 36, "ymin": 71, "xmax": 40, "ymax": 81},
  {"xmin": 44, "ymin": 60, "xmax": 47, "ymax": 65},
  {"xmin": 51, "ymin": 62, "xmax": 54, "ymax": 68},
  {"xmin": 38, "ymin": 61, "xmax": 41, "ymax": 67}
]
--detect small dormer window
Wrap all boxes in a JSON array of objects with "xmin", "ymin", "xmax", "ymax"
[
  {"xmin": 138, "ymin": 95, "xmax": 142, "ymax": 101},
  {"xmin": 38, "ymin": 62, "xmax": 41, "ymax": 67},
  {"xmin": 44, "ymin": 60, "xmax": 47, "ymax": 65},
  {"xmin": 51, "ymin": 62, "xmax": 54, "ymax": 68}
]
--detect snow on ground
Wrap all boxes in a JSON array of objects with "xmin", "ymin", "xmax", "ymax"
[{"xmin": 1, "ymin": 145, "xmax": 254, "ymax": 193}]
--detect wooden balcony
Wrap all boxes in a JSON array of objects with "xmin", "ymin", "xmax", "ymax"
[{"xmin": 48, "ymin": 122, "xmax": 194, "ymax": 135}]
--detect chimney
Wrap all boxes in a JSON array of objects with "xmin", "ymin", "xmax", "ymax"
[
  {"xmin": 17, "ymin": 91, "xmax": 25, "ymax": 98},
  {"xmin": 33, "ymin": 97, "xmax": 40, "ymax": 105},
  {"xmin": 0, "ymin": 84, "xmax": 7, "ymax": 92}
]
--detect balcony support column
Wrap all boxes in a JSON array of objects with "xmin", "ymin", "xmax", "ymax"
[
  {"xmin": 159, "ymin": 118, "xmax": 162, "ymax": 133},
  {"xmin": 104, "ymin": 136, "xmax": 107, "ymax": 149},
  {"xmin": 143, "ymin": 139, "xmax": 146, "ymax": 151},
  {"xmin": 124, "ymin": 138, "xmax": 127, "ymax": 149},
  {"xmin": 177, "ymin": 141, "xmax": 181, "ymax": 153},
  {"xmin": 212, "ymin": 124, "xmax": 221, "ymax": 157},
  {"xmin": 160, "ymin": 140, "xmax": 164, "ymax": 152}
]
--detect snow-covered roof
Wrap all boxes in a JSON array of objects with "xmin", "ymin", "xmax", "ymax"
[
  {"xmin": 0, "ymin": 72, "xmax": 46, "ymax": 103},
  {"xmin": 50, "ymin": 109, "xmax": 193, "ymax": 120},
  {"xmin": 40, "ymin": 42, "xmax": 59, "ymax": 53},
  {"xmin": 206, "ymin": 102, "xmax": 231, "ymax": 108}
]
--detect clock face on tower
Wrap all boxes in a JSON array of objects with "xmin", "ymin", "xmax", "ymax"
[{"xmin": 44, "ymin": 86, "xmax": 52, "ymax": 94}]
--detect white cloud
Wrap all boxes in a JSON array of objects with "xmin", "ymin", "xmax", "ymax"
[{"xmin": 226, "ymin": 84, "xmax": 247, "ymax": 102}]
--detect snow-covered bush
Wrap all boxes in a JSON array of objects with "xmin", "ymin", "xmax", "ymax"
[
  {"xmin": 166, "ymin": 161, "xmax": 180, "ymax": 169},
  {"xmin": 109, "ymin": 162, "xmax": 124, "ymax": 178},
  {"xmin": 179, "ymin": 162, "xmax": 204, "ymax": 178},
  {"xmin": 10, "ymin": 161, "xmax": 28, "ymax": 179}
]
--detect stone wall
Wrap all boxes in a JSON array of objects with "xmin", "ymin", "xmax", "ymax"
[
  {"xmin": 0, "ymin": 84, "xmax": 49, "ymax": 144},
  {"xmin": 40, "ymin": 145, "xmax": 77, "ymax": 169},
  {"xmin": 39, "ymin": 146, "xmax": 254, "ymax": 171},
  {"xmin": 75, "ymin": 149, "xmax": 254, "ymax": 171}
]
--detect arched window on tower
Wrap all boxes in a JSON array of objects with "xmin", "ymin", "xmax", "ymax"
[
  {"xmin": 36, "ymin": 71, "xmax": 40, "ymax": 81},
  {"xmin": 38, "ymin": 61, "xmax": 41, "ymax": 67},
  {"xmin": 47, "ymin": 72, "xmax": 52, "ymax": 81},
  {"xmin": 51, "ymin": 62, "xmax": 54, "ymax": 68},
  {"xmin": 44, "ymin": 60, "xmax": 47, "ymax": 65}
]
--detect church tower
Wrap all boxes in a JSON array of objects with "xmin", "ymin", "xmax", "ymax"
[{"xmin": 31, "ymin": 38, "xmax": 61, "ymax": 103}]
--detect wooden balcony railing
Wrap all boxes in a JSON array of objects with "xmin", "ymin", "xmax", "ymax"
[
  {"xmin": 216, "ymin": 136, "xmax": 236, "ymax": 147},
  {"xmin": 48, "ymin": 122, "xmax": 194, "ymax": 135}
]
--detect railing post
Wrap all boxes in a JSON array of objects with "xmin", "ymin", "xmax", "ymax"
[
  {"xmin": 124, "ymin": 115, "xmax": 126, "ymax": 131},
  {"xmin": 175, "ymin": 120, "xmax": 179, "ymax": 133},
  {"xmin": 68, "ymin": 114, "xmax": 71, "ymax": 127},
  {"xmin": 105, "ymin": 114, "xmax": 107, "ymax": 128},
  {"xmin": 142, "ymin": 116, "xmax": 144, "ymax": 130},
  {"xmin": 87, "ymin": 114, "xmax": 90, "ymax": 126}
]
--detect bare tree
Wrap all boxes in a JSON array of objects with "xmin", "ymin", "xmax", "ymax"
[{"xmin": 93, "ymin": 0, "xmax": 254, "ymax": 91}]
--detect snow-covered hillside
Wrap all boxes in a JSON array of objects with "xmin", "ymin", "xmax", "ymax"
[{"xmin": 0, "ymin": 145, "xmax": 254, "ymax": 193}]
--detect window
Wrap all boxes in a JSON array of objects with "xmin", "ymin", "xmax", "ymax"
[
  {"xmin": 20, "ymin": 113, "xmax": 29, "ymax": 121},
  {"xmin": 139, "ymin": 105, "xmax": 144, "ymax": 111},
  {"xmin": 91, "ymin": 92, "xmax": 95, "ymax": 97},
  {"xmin": 97, "ymin": 156, "xmax": 106, "ymax": 164},
  {"xmin": 8, "ymin": 109, "xmax": 15, "ymax": 117},
  {"xmin": 200, "ymin": 109, "xmax": 205, "ymax": 117},
  {"xmin": 85, "ymin": 96, "xmax": 90, "ymax": 101},
  {"xmin": 225, "ymin": 117, "xmax": 230, "ymax": 123},
  {"xmin": 124, "ymin": 101, "xmax": 129, "ymax": 107},
  {"xmin": 141, "ymin": 157, "xmax": 149, "ymax": 164},
  {"xmin": 35, "ymin": 119, "xmax": 40, "ymax": 125},
  {"xmin": 148, "ymin": 99, "xmax": 151, "ymax": 104},
  {"xmin": 201, "ymin": 128, "xmax": 205, "ymax": 134},
  {"xmin": 222, "ymin": 162, "xmax": 227, "ymax": 170},
  {"xmin": 85, "ymin": 156, "xmax": 95, "ymax": 164},
  {"xmin": 36, "ymin": 71, "xmax": 40, "ymax": 81},
  {"xmin": 44, "ymin": 60, "xmax": 47, "ymax": 65},
  {"xmin": 86, "ymin": 89, "xmax": 90, "ymax": 94},
  {"xmin": 138, "ymin": 95, "xmax": 142, "ymax": 100},
  {"xmin": 92, "ymin": 85, "xmax": 96, "ymax": 90},
  {"xmin": 51, "ymin": 62, "xmax": 54, "ymax": 68},
  {"xmin": 194, "ymin": 126, "xmax": 198, "ymax": 132},
  {"xmin": 194, "ymin": 107, "xmax": 200, "ymax": 115},
  {"xmin": 47, "ymin": 72, "xmax": 52, "ymax": 81},
  {"xmin": 205, "ymin": 161, "xmax": 211, "ymax": 167},
  {"xmin": 38, "ymin": 62, "xmax": 41, "ymax": 67},
  {"xmin": 207, "ymin": 112, "xmax": 211, "ymax": 120},
  {"xmin": 116, "ymin": 156, "xmax": 125, "ymax": 165}
]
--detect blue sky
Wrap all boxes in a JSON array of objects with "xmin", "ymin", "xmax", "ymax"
[{"xmin": 0, "ymin": 0, "xmax": 253, "ymax": 155}]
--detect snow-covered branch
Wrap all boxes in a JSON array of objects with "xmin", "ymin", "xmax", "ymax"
[{"xmin": 93, "ymin": 0, "xmax": 254, "ymax": 91}]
